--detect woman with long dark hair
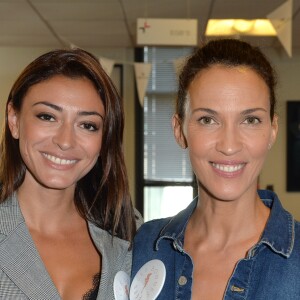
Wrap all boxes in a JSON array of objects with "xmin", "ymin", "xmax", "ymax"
[{"xmin": 0, "ymin": 48, "xmax": 139, "ymax": 299}]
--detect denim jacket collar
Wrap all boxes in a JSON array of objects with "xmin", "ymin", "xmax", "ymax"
[
  {"xmin": 258, "ymin": 190, "xmax": 294, "ymax": 257},
  {"xmin": 156, "ymin": 190, "xmax": 295, "ymax": 258}
]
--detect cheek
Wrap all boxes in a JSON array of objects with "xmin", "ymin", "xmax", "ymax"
[
  {"xmin": 18, "ymin": 123, "xmax": 38, "ymax": 155},
  {"xmin": 19, "ymin": 126, "xmax": 48, "ymax": 152},
  {"xmin": 245, "ymin": 132, "xmax": 270, "ymax": 158},
  {"xmin": 19, "ymin": 118, "xmax": 45, "ymax": 138},
  {"xmin": 248, "ymin": 143, "xmax": 269, "ymax": 160},
  {"xmin": 187, "ymin": 138, "xmax": 212, "ymax": 170},
  {"xmin": 85, "ymin": 135, "xmax": 103, "ymax": 157},
  {"xmin": 186, "ymin": 129, "xmax": 215, "ymax": 154}
]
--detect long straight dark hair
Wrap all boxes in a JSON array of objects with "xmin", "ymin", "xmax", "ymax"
[{"xmin": 0, "ymin": 48, "xmax": 136, "ymax": 242}]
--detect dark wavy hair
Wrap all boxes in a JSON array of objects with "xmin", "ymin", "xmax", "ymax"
[
  {"xmin": 0, "ymin": 48, "xmax": 136, "ymax": 242},
  {"xmin": 177, "ymin": 38, "xmax": 277, "ymax": 121}
]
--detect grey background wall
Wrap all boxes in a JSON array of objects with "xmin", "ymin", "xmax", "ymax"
[{"xmin": 0, "ymin": 46, "xmax": 300, "ymax": 219}]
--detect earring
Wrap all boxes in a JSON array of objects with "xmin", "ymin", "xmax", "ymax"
[{"xmin": 268, "ymin": 143, "xmax": 272, "ymax": 150}]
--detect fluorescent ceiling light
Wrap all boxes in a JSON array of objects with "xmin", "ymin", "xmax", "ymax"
[{"xmin": 205, "ymin": 19, "xmax": 277, "ymax": 36}]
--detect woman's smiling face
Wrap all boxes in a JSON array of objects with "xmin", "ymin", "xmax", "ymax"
[
  {"xmin": 173, "ymin": 65, "xmax": 278, "ymax": 201},
  {"xmin": 8, "ymin": 75, "xmax": 105, "ymax": 191}
]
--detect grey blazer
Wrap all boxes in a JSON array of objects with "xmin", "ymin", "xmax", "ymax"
[{"xmin": 0, "ymin": 194, "xmax": 140, "ymax": 300}]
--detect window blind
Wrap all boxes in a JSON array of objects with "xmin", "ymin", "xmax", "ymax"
[{"xmin": 144, "ymin": 47, "xmax": 193, "ymax": 182}]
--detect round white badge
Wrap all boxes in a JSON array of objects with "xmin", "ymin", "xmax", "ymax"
[
  {"xmin": 113, "ymin": 271, "xmax": 130, "ymax": 300},
  {"xmin": 130, "ymin": 259, "xmax": 166, "ymax": 300}
]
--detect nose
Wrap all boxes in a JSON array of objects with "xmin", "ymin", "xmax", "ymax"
[
  {"xmin": 215, "ymin": 124, "xmax": 243, "ymax": 156},
  {"xmin": 52, "ymin": 123, "xmax": 76, "ymax": 151}
]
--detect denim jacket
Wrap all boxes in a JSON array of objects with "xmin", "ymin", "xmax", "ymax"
[{"xmin": 132, "ymin": 190, "xmax": 300, "ymax": 299}]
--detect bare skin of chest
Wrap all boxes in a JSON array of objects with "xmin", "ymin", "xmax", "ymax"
[
  {"xmin": 185, "ymin": 238, "xmax": 257, "ymax": 300},
  {"xmin": 30, "ymin": 225, "xmax": 101, "ymax": 300}
]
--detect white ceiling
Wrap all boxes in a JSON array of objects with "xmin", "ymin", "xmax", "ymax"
[{"xmin": 0, "ymin": 0, "xmax": 299, "ymax": 53}]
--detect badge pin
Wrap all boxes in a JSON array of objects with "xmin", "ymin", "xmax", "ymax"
[
  {"xmin": 114, "ymin": 259, "xmax": 166, "ymax": 300},
  {"xmin": 130, "ymin": 259, "xmax": 166, "ymax": 300},
  {"xmin": 114, "ymin": 271, "xmax": 130, "ymax": 300}
]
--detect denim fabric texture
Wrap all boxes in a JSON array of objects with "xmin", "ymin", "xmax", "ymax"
[{"xmin": 132, "ymin": 190, "xmax": 300, "ymax": 300}]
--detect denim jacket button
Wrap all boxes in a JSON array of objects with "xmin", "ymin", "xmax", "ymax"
[{"xmin": 178, "ymin": 276, "xmax": 187, "ymax": 286}]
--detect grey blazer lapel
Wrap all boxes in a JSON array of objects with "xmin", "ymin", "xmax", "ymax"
[
  {"xmin": 89, "ymin": 222, "xmax": 131, "ymax": 300},
  {"xmin": 0, "ymin": 195, "xmax": 61, "ymax": 299}
]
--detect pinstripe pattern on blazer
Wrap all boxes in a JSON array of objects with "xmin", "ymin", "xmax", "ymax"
[{"xmin": 0, "ymin": 193, "xmax": 139, "ymax": 300}]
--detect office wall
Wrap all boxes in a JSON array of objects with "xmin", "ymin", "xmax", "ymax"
[{"xmin": 0, "ymin": 46, "xmax": 300, "ymax": 218}]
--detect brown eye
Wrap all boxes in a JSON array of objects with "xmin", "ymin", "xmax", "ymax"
[
  {"xmin": 198, "ymin": 116, "xmax": 216, "ymax": 125},
  {"xmin": 244, "ymin": 116, "xmax": 261, "ymax": 124},
  {"xmin": 37, "ymin": 113, "xmax": 55, "ymax": 122},
  {"xmin": 80, "ymin": 122, "xmax": 99, "ymax": 132}
]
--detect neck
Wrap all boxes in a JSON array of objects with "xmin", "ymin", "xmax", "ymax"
[
  {"xmin": 187, "ymin": 189, "xmax": 270, "ymax": 249},
  {"xmin": 16, "ymin": 175, "xmax": 82, "ymax": 234}
]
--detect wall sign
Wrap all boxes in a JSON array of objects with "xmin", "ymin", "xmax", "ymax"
[{"xmin": 137, "ymin": 18, "xmax": 198, "ymax": 46}]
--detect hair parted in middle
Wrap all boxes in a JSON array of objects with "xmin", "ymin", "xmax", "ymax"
[{"xmin": 0, "ymin": 48, "xmax": 136, "ymax": 242}]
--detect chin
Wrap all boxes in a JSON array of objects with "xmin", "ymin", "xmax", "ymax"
[
  {"xmin": 37, "ymin": 177, "xmax": 76, "ymax": 191},
  {"xmin": 202, "ymin": 184, "xmax": 245, "ymax": 202}
]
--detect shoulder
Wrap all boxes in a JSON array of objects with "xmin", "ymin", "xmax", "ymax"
[
  {"xmin": 134, "ymin": 217, "xmax": 172, "ymax": 245},
  {"xmin": 0, "ymin": 194, "xmax": 17, "ymax": 209},
  {"xmin": 132, "ymin": 217, "xmax": 173, "ymax": 274},
  {"xmin": 284, "ymin": 218, "xmax": 300, "ymax": 264},
  {"xmin": 294, "ymin": 219, "xmax": 300, "ymax": 240},
  {"xmin": 134, "ymin": 208, "xmax": 144, "ymax": 230},
  {"xmin": 137, "ymin": 217, "xmax": 172, "ymax": 234},
  {"xmin": 294, "ymin": 219, "xmax": 300, "ymax": 227},
  {"xmin": 134, "ymin": 198, "xmax": 197, "ymax": 243},
  {"xmin": 0, "ymin": 194, "xmax": 23, "ymax": 237}
]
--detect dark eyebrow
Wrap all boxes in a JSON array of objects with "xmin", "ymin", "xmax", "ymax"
[
  {"xmin": 192, "ymin": 108, "xmax": 217, "ymax": 115},
  {"xmin": 192, "ymin": 107, "xmax": 268, "ymax": 116},
  {"xmin": 32, "ymin": 101, "xmax": 104, "ymax": 120},
  {"xmin": 78, "ymin": 111, "xmax": 104, "ymax": 120},
  {"xmin": 241, "ymin": 108, "xmax": 268, "ymax": 115},
  {"xmin": 33, "ymin": 101, "xmax": 62, "ymax": 111}
]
